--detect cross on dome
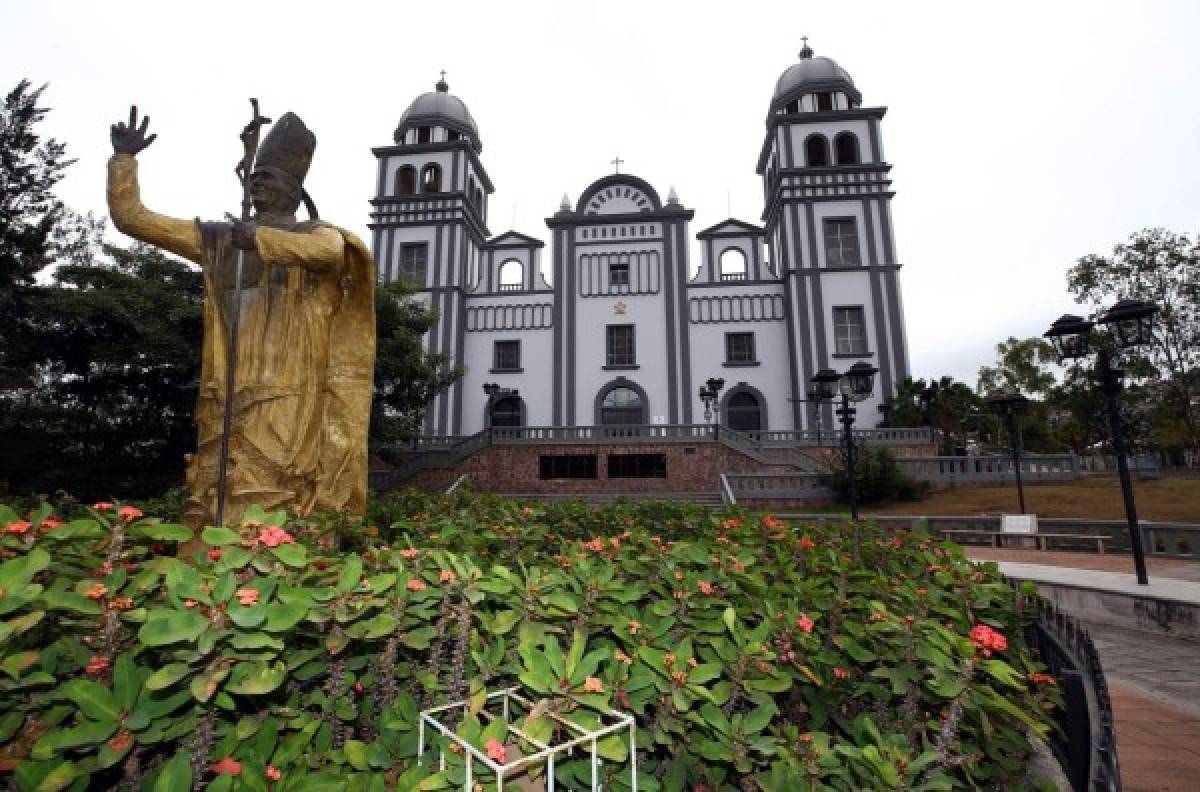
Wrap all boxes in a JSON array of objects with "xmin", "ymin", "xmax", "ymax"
[
  {"xmin": 799, "ymin": 36, "xmax": 813, "ymax": 59},
  {"xmin": 611, "ymin": 155, "xmax": 624, "ymax": 174}
]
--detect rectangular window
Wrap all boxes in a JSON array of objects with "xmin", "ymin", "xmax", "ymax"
[
  {"xmin": 539, "ymin": 454, "xmax": 597, "ymax": 480},
  {"xmin": 725, "ymin": 332, "xmax": 756, "ymax": 364},
  {"xmin": 606, "ymin": 324, "xmax": 636, "ymax": 366},
  {"xmin": 417, "ymin": 126, "xmax": 432, "ymax": 143},
  {"xmin": 823, "ymin": 218, "xmax": 861, "ymax": 267},
  {"xmin": 833, "ymin": 306, "xmax": 869, "ymax": 356},
  {"xmin": 816, "ymin": 92, "xmax": 834, "ymax": 111},
  {"xmin": 398, "ymin": 243, "xmax": 428, "ymax": 282},
  {"xmin": 608, "ymin": 453, "xmax": 667, "ymax": 478},
  {"xmin": 493, "ymin": 340, "xmax": 520, "ymax": 371},
  {"xmin": 609, "ymin": 258, "xmax": 630, "ymax": 287}
]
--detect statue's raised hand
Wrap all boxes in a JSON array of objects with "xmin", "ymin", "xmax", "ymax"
[{"xmin": 111, "ymin": 106, "xmax": 157, "ymax": 157}]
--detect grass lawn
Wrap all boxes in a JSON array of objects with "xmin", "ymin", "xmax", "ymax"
[{"xmin": 818, "ymin": 474, "xmax": 1199, "ymax": 522}]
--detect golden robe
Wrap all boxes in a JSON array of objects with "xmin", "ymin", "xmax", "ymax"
[{"xmin": 107, "ymin": 154, "xmax": 375, "ymax": 526}]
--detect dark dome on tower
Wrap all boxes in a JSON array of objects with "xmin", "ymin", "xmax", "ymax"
[
  {"xmin": 771, "ymin": 46, "xmax": 861, "ymax": 112},
  {"xmin": 394, "ymin": 77, "xmax": 482, "ymax": 152}
]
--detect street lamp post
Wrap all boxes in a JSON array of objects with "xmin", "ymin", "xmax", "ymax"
[
  {"xmin": 1044, "ymin": 298, "xmax": 1157, "ymax": 585},
  {"xmin": 986, "ymin": 391, "xmax": 1030, "ymax": 514},
  {"xmin": 698, "ymin": 377, "xmax": 725, "ymax": 438},
  {"xmin": 811, "ymin": 362, "xmax": 878, "ymax": 521}
]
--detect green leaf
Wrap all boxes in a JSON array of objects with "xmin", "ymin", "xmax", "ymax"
[
  {"xmin": 138, "ymin": 609, "xmax": 209, "ymax": 646},
  {"xmin": 336, "ymin": 555, "xmax": 363, "ymax": 593},
  {"xmin": 270, "ymin": 543, "xmax": 307, "ymax": 568},
  {"xmin": 39, "ymin": 590, "xmax": 101, "ymax": 615},
  {"xmin": 201, "ymin": 527, "xmax": 242, "ymax": 546},
  {"xmin": 45, "ymin": 520, "xmax": 107, "ymax": 540},
  {"xmin": 31, "ymin": 720, "xmax": 118, "ymax": 759},
  {"xmin": 686, "ymin": 663, "xmax": 723, "ymax": 685},
  {"xmin": 489, "ymin": 609, "xmax": 520, "ymax": 635},
  {"xmin": 133, "ymin": 523, "xmax": 193, "ymax": 542},
  {"xmin": 113, "ymin": 653, "xmax": 140, "ymax": 711},
  {"xmin": 59, "ymin": 679, "xmax": 121, "ymax": 722},
  {"xmin": 981, "ymin": 659, "xmax": 1026, "ymax": 689},
  {"xmin": 344, "ymin": 739, "xmax": 370, "ymax": 770},
  {"xmin": 146, "ymin": 663, "xmax": 193, "ymax": 691},
  {"xmin": 229, "ymin": 603, "xmax": 267, "ymax": 628},
  {"xmin": 263, "ymin": 600, "xmax": 308, "ymax": 632},
  {"xmin": 190, "ymin": 668, "xmax": 230, "ymax": 703},
  {"xmin": 31, "ymin": 759, "xmax": 79, "ymax": 792},
  {"xmin": 226, "ymin": 661, "xmax": 287, "ymax": 695},
  {"xmin": 152, "ymin": 751, "xmax": 193, "ymax": 792},
  {"xmin": 743, "ymin": 703, "xmax": 776, "ymax": 734},
  {"xmin": 398, "ymin": 626, "xmax": 437, "ymax": 650},
  {"xmin": 231, "ymin": 631, "xmax": 285, "ymax": 651}
]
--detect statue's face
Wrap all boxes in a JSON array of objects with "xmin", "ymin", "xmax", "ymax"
[{"xmin": 248, "ymin": 168, "xmax": 299, "ymax": 215}]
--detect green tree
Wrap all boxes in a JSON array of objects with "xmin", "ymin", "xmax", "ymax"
[
  {"xmin": 976, "ymin": 336, "xmax": 1058, "ymax": 398},
  {"xmin": 887, "ymin": 376, "xmax": 981, "ymax": 454},
  {"xmin": 1068, "ymin": 228, "xmax": 1199, "ymax": 457},
  {"xmin": 370, "ymin": 279, "xmax": 462, "ymax": 455},
  {"xmin": 0, "ymin": 243, "xmax": 203, "ymax": 498}
]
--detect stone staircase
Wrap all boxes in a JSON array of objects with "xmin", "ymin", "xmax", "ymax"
[{"xmin": 504, "ymin": 491, "xmax": 727, "ymax": 511}]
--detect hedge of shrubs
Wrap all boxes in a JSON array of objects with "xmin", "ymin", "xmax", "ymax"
[{"xmin": 0, "ymin": 493, "xmax": 1060, "ymax": 791}]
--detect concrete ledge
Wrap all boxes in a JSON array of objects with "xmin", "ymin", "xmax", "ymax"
[{"xmin": 993, "ymin": 561, "xmax": 1200, "ymax": 642}]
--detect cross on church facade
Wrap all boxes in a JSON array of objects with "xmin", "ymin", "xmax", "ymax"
[{"xmin": 611, "ymin": 155, "xmax": 624, "ymax": 174}]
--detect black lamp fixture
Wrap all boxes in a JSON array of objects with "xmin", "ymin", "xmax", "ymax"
[
  {"xmin": 1043, "ymin": 297, "xmax": 1158, "ymax": 585},
  {"xmin": 809, "ymin": 362, "xmax": 879, "ymax": 521},
  {"xmin": 699, "ymin": 377, "xmax": 725, "ymax": 424},
  {"xmin": 985, "ymin": 390, "xmax": 1031, "ymax": 514}
]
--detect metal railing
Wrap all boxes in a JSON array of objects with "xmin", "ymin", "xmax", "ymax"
[
  {"xmin": 723, "ymin": 472, "xmax": 831, "ymax": 501},
  {"xmin": 719, "ymin": 473, "xmax": 737, "ymax": 505},
  {"xmin": 897, "ymin": 454, "xmax": 1080, "ymax": 484},
  {"xmin": 1019, "ymin": 593, "xmax": 1121, "ymax": 791},
  {"xmin": 746, "ymin": 427, "xmax": 934, "ymax": 447}
]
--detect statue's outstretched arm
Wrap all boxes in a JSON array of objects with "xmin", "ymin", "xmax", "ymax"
[
  {"xmin": 255, "ymin": 225, "xmax": 345, "ymax": 275},
  {"xmin": 107, "ymin": 154, "xmax": 203, "ymax": 263}
]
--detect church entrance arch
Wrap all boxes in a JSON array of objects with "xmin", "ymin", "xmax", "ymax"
[
  {"xmin": 722, "ymin": 384, "xmax": 767, "ymax": 432},
  {"xmin": 594, "ymin": 378, "xmax": 648, "ymax": 426},
  {"xmin": 485, "ymin": 395, "xmax": 525, "ymax": 428}
]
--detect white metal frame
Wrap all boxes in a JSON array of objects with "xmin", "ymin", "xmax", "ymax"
[{"xmin": 417, "ymin": 687, "xmax": 637, "ymax": 791}]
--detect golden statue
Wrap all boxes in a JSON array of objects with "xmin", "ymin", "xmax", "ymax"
[{"xmin": 106, "ymin": 106, "xmax": 375, "ymax": 528}]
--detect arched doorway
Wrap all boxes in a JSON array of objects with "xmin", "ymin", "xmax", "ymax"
[
  {"xmin": 722, "ymin": 385, "xmax": 767, "ymax": 432},
  {"xmin": 488, "ymin": 395, "xmax": 523, "ymax": 427},
  {"xmin": 596, "ymin": 381, "xmax": 647, "ymax": 426}
]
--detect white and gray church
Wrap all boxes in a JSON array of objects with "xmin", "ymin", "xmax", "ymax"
[{"xmin": 368, "ymin": 46, "xmax": 909, "ymax": 440}]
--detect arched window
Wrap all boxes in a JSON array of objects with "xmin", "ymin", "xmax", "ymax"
[
  {"xmin": 420, "ymin": 164, "xmax": 441, "ymax": 193},
  {"xmin": 468, "ymin": 176, "xmax": 477, "ymax": 204},
  {"xmin": 417, "ymin": 126, "xmax": 432, "ymax": 143},
  {"xmin": 395, "ymin": 166, "xmax": 416, "ymax": 196},
  {"xmin": 719, "ymin": 248, "xmax": 747, "ymax": 282},
  {"xmin": 498, "ymin": 259, "xmax": 523, "ymax": 291},
  {"xmin": 725, "ymin": 391, "xmax": 763, "ymax": 431},
  {"xmin": 600, "ymin": 386, "xmax": 644, "ymax": 425},
  {"xmin": 490, "ymin": 395, "xmax": 523, "ymax": 427},
  {"xmin": 804, "ymin": 135, "xmax": 829, "ymax": 167},
  {"xmin": 834, "ymin": 132, "xmax": 859, "ymax": 165}
]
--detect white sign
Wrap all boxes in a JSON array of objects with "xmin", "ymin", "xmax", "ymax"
[{"xmin": 1001, "ymin": 514, "xmax": 1038, "ymax": 534}]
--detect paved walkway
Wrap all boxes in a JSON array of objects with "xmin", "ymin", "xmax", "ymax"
[{"xmin": 963, "ymin": 548, "xmax": 1200, "ymax": 790}]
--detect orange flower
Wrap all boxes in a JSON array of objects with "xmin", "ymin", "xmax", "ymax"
[
  {"xmin": 686, "ymin": 657, "xmax": 698, "ymax": 669},
  {"xmin": 118, "ymin": 506, "xmax": 143, "ymax": 522},
  {"xmin": 406, "ymin": 579, "xmax": 427, "ymax": 592},
  {"xmin": 4, "ymin": 520, "xmax": 32, "ymax": 535},
  {"xmin": 85, "ymin": 655, "xmax": 111, "ymax": 674},
  {"xmin": 721, "ymin": 517, "xmax": 743, "ymax": 531},
  {"xmin": 208, "ymin": 549, "xmax": 222, "ymax": 561},
  {"xmin": 184, "ymin": 599, "xmax": 198, "ymax": 608},
  {"xmin": 439, "ymin": 569, "xmax": 456, "ymax": 583},
  {"xmin": 93, "ymin": 501, "xmax": 114, "ymax": 511},
  {"xmin": 833, "ymin": 667, "xmax": 848, "ymax": 680},
  {"xmin": 212, "ymin": 756, "xmax": 241, "ymax": 776},
  {"xmin": 969, "ymin": 624, "xmax": 1007, "ymax": 655},
  {"xmin": 697, "ymin": 581, "xmax": 716, "ymax": 596},
  {"xmin": 663, "ymin": 653, "xmax": 677, "ymax": 669},
  {"xmin": 627, "ymin": 619, "xmax": 641, "ymax": 635},
  {"xmin": 41, "ymin": 516, "xmax": 63, "ymax": 530},
  {"xmin": 109, "ymin": 596, "xmax": 134, "ymax": 611},
  {"xmin": 761, "ymin": 515, "xmax": 785, "ymax": 531},
  {"xmin": 797, "ymin": 536, "xmax": 816, "ymax": 550},
  {"xmin": 86, "ymin": 583, "xmax": 108, "ymax": 600},
  {"xmin": 235, "ymin": 588, "xmax": 259, "ymax": 606},
  {"xmin": 1028, "ymin": 672, "xmax": 1056, "ymax": 685},
  {"xmin": 796, "ymin": 613, "xmax": 815, "ymax": 634},
  {"xmin": 670, "ymin": 670, "xmax": 689, "ymax": 685},
  {"xmin": 257, "ymin": 526, "xmax": 295, "ymax": 548},
  {"xmin": 266, "ymin": 765, "xmax": 282, "ymax": 781},
  {"xmin": 107, "ymin": 731, "xmax": 133, "ymax": 752},
  {"xmin": 583, "ymin": 676, "xmax": 605, "ymax": 693},
  {"xmin": 484, "ymin": 737, "xmax": 508, "ymax": 764},
  {"xmin": 400, "ymin": 547, "xmax": 419, "ymax": 560},
  {"xmin": 615, "ymin": 650, "xmax": 633, "ymax": 665}
]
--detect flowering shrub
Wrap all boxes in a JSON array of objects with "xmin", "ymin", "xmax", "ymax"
[{"xmin": 0, "ymin": 496, "xmax": 1059, "ymax": 790}]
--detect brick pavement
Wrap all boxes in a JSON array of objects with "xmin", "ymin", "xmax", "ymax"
[
  {"xmin": 964, "ymin": 547, "xmax": 1200, "ymax": 580},
  {"xmin": 1109, "ymin": 681, "xmax": 1200, "ymax": 791}
]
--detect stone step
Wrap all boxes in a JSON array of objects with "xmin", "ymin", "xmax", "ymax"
[{"xmin": 505, "ymin": 492, "xmax": 726, "ymax": 509}]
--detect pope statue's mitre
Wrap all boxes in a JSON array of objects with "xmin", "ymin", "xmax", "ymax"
[{"xmin": 255, "ymin": 112, "xmax": 316, "ymax": 187}]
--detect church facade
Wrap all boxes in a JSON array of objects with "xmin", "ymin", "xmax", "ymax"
[{"xmin": 368, "ymin": 47, "xmax": 909, "ymax": 439}]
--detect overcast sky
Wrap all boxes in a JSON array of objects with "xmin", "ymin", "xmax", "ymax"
[{"xmin": 5, "ymin": 0, "xmax": 1199, "ymax": 386}]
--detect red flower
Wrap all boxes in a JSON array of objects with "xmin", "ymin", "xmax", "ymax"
[
  {"xmin": 257, "ymin": 525, "xmax": 295, "ymax": 548},
  {"xmin": 796, "ymin": 613, "xmax": 815, "ymax": 634},
  {"xmin": 266, "ymin": 765, "xmax": 282, "ymax": 781},
  {"xmin": 439, "ymin": 569, "xmax": 456, "ymax": 583},
  {"xmin": 833, "ymin": 667, "xmax": 848, "ymax": 680},
  {"xmin": 40, "ymin": 516, "xmax": 63, "ymax": 530},
  {"xmin": 761, "ymin": 515, "xmax": 785, "ymax": 531},
  {"xmin": 235, "ymin": 588, "xmax": 259, "ymax": 606},
  {"xmin": 697, "ymin": 580, "xmax": 716, "ymax": 596},
  {"xmin": 353, "ymin": 681, "xmax": 364, "ymax": 694},
  {"xmin": 107, "ymin": 731, "xmax": 133, "ymax": 752},
  {"xmin": 212, "ymin": 756, "xmax": 241, "ymax": 776},
  {"xmin": 118, "ymin": 506, "xmax": 143, "ymax": 522},
  {"xmin": 969, "ymin": 624, "xmax": 1008, "ymax": 655},
  {"xmin": 406, "ymin": 579, "xmax": 427, "ymax": 592},
  {"xmin": 400, "ymin": 547, "xmax": 419, "ymax": 559},
  {"xmin": 208, "ymin": 549, "xmax": 222, "ymax": 561},
  {"xmin": 184, "ymin": 599, "xmax": 198, "ymax": 608},
  {"xmin": 93, "ymin": 501, "xmax": 114, "ymax": 511},
  {"xmin": 797, "ymin": 536, "xmax": 816, "ymax": 549},
  {"xmin": 4, "ymin": 520, "xmax": 32, "ymax": 535},
  {"xmin": 1028, "ymin": 672, "xmax": 1056, "ymax": 685},
  {"xmin": 86, "ymin": 583, "xmax": 108, "ymax": 600},
  {"xmin": 484, "ymin": 736, "xmax": 508, "ymax": 764},
  {"xmin": 583, "ymin": 676, "xmax": 605, "ymax": 693},
  {"xmin": 85, "ymin": 655, "xmax": 111, "ymax": 674}
]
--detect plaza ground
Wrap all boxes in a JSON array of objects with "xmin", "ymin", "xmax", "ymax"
[{"xmin": 868, "ymin": 474, "xmax": 1199, "ymax": 522}]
